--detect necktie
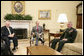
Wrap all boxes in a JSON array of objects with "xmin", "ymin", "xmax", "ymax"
[{"xmin": 37, "ymin": 25, "xmax": 38, "ymax": 32}]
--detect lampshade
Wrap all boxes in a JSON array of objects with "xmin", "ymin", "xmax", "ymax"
[{"xmin": 57, "ymin": 13, "xmax": 68, "ymax": 23}]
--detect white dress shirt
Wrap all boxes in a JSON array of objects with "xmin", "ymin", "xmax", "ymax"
[{"xmin": 7, "ymin": 27, "xmax": 11, "ymax": 35}]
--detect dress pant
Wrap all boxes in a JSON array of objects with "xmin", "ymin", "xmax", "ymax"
[
  {"xmin": 51, "ymin": 39, "xmax": 70, "ymax": 52},
  {"xmin": 51, "ymin": 39, "xmax": 60, "ymax": 49},
  {"xmin": 1, "ymin": 37, "xmax": 10, "ymax": 50},
  {"xmin": 8, "ymin": 37, "xmax": 18, "ymax": 48},
  {"xmin": 1, "ymin": 37, "xmax": 13, "ymax": 54},
  {"xmin": 35, "ymin": 33, "xmax": 44, "ymax": 46},
  {"xmin": 2, "ymin": 36, "xmax": 18, "ymax": 49}
]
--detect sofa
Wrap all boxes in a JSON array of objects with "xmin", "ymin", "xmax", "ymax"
[
  {"xmin": 60, "ymin": 29, "xmax": 83, "ymax": 55},
  {"xmin": 44, "ymin": 29, "xmax": 83, "ymax": 55}
]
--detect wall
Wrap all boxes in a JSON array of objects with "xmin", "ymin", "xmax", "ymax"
[
  {"xmin": 1, "ymin": 1, "xmax": 82, "ymax": 32},
  {"xmin": 1, "ymin": 1, "xmax": 11, "ymax": 26}
]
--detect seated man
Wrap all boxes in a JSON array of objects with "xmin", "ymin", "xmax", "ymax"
[
  {"xmin": 1, "ymin": 21, "xmax": 18, "ymax": 51},
  {"xmin": 1, "ymin": 36, "xmax": 13, "ymax": 55},
  {"xmin": 51, "ymin": 21, "xmax": 77, "ymax": 52},
  {"xmin": 31, "ymin": 21, "xmax": 45, "ymax": 46}
]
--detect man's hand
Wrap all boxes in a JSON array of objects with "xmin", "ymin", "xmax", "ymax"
[
  {"xmin": 36, "ymin": 32, "xmax": 41, "ymax": 38},
  {"xmin": 39, "ymin": 33, "xmax": 42, "ymax": 36},
  {"xmin": 62, "ymin": 38, "xmax": 68, "ymax": 41},
  {"xmin": 12, "ymin": 33, "xmax": 15, "ymax": 37},
  {"xmin": 55, "ymin": 37, "xmax": 60, "ymax": 39},
  {"xmin": 8, "ymin": 34, "xmax": 13, "ymax": 37},
  {"xmin": 8, "ymin": 33, "xmax": 15, "ymax": 38},
  {"xmin": 32, "ymin": 32, "xmax": 35, "ymax": 35}
]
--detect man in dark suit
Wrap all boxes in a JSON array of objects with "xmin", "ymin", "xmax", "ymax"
[
  {"xmin": 31, "ymin": 21, "xmax": 45, "ymax": 46},
  {"xmin": 51, "ymin": 21, "xmax": 77, "ymax": 52},
  {"xmin": 1, "ymin": 36, "xmax": 13, "ymax": 55},
  {"xmin": 1, "ymin": 21, "xmax": 18, "ymax": 51}
]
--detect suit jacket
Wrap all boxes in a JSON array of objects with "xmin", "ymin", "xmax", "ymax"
[
  {"xmin": 31, "ymin": 26, "xmax": 43, "ymax": 37},
  {"xmin": 1, "ymin": 39, "xmax": 9, "ymax": 55},
  {"xmin": 1, "ymin": 38, "xmax": 13, "ymax": 55},
  {"xmin": 1, "ymin": 26, "xmax": 15, "ymax": 38},
  {"xmin": 60, "ymin": 27, "xmax": 77, "ymax": 43}
]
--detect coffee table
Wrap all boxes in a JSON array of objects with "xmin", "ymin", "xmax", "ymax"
[{"xmin": 26, "ymin": 45, "xmax": 62, "ymax": 55}]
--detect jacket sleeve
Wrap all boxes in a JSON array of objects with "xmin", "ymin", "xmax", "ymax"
[
  {"xmin": 40, "ymin": 26, "xmax": 43, "ymax": 34},
  {"xmin": 60, "ymin": 32, "xmax": 65, "ymax": 40},
  {"xmin": 60, "ymin": 29, "xmax": 67, "ymax": 40},
  {"xmin": 1, "ymin": 27, "xmax": 8, "ymax": 37},
  {"xmin": 10, "ymin": 27, "xmax": 15, "ymax": 34}
]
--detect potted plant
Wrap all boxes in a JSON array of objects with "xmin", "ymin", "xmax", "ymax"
[
  {"xmin": 4, "ymin": 14, "xmax": 32, "ymax": 20},
  {"xmin": 14, "ymin": 14, "xmax": 24, "ymax": 20},
  {"xmin": 4, "ymin": 14, "xmax": 15, "ymax": 20},
  {"xmin": 24, "ymin": 15, "xmax": 32, "ymax": 20}
]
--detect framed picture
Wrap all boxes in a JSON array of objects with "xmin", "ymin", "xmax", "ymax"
[
  {"xmin": 38, "ymin": 10, "xmax": 51, "ymax": 20},
  {"xmin": 12, "ymin": 1, "xmax": 25, "ymax": 15}
]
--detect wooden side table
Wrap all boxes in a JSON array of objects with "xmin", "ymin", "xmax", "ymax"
[{"xmin": 49, "ymin": 33, "xmax": 62, "ymax": 47}]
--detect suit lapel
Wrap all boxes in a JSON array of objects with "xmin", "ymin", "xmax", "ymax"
[
  {"xmin": 5, "ymin": 26, "xmax": 10, "ymax": 35},
  {"xmin": 5, "ymin": 26, "xmax": 12, "ymax": 35},
  {"xmin": 35, "ymin": 26, "xmax": 40, "ymax": 32}
]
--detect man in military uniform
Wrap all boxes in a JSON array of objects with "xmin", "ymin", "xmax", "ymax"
[{"xmin": 51, "ymin": 21, "xmax": 77, "ymax": 52}]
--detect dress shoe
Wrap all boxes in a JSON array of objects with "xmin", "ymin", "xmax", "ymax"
[
  {"xmin": 42, "ymin": 41, "xmax": 45, "ymax": 44},
  {"xmin": 9, "ymin": 50, "xmax": 14, "ymax": 55},
  {"xmin": 35, "ymin": 44, "xmax": 38, "ymax": 46},
  {"xmin": 10, "ymin": 52, "xmax": 13, "ymax": 55},
  {"xmin": 12, "ymin": 46, "xmax": 18, "ymax": 51},
  {"xmin": 16, "ymin": 46, "xmax": 18, "ymax": 49},
  {"xmin": 12, "ymin": 48, "xmax": 16, "ymax": 51}
]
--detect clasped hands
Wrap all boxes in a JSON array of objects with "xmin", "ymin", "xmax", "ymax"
[
  {"xmin": 32, "ymin": 32, "xmax": 42, "ymax": 37},
  {"xmin": 8, "ymin": 33, "xmax": 15, "ymax": 38},
  {"xmin": 62, "ymin": 38, "xmax": 68, "ymax": 41},
  {"xmin": 55, "ymin": 37, "xmax": 68, "ymax": 41}
]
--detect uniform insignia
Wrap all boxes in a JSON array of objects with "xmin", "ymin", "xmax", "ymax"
[{"xmin": 69, "ymin": 29, "xmax": 73, "ymax": 33}]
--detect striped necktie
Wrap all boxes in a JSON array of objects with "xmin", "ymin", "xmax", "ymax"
[{"xmin": 37, "ymin": 26, "xmax": 38, "ymax": 32}]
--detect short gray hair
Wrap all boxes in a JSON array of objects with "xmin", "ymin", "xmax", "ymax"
[
  {"xmin": 5, "ymin": 21, "xmax": 10, "ymax": 24},
  {"xmin": 68, "ymin": 21, "xmax": 73, "ymax": 25}
]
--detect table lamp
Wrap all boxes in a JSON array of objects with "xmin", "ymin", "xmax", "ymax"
[{"xmin": 57, "ymin": 13, "xmax": 68, "ymax": 33}]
